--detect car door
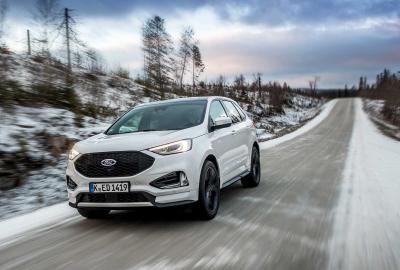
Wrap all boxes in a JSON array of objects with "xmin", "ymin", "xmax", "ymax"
[
  {"xmin": 207, "ymin": 100, "xmax": 239, "ymax": 184},
  {"xmin": 222, "ymin": 100, "xmax": 250, "ymax": 174},
  {"xmin": 233, "ymin": 101, "xmax": 254, "ymax": 170}
]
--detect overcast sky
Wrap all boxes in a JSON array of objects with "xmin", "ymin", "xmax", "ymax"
[{"xmin": 4, "ymin": 0, "xmax": 400, "ymax": 88}]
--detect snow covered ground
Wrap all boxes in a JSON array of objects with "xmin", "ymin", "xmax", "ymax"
[
  {"xmin": 363, "ymin": 99, "xmax": 400, "ymax": 140},
  {"xmin": 0, "ymin": 106, "xmax": 112, "ymax": 219},
  {"xmin": 0, "ymin": 106, "xmax": 110, "ymax": 154},
  {"xmin": 329, "ymin": 98, "xmax": 400, "ymax": 270},
  {"xmin": 261, "ymin": 99, "xmax": 337, "ymax": 149},
  {"xmin": 254, "ymin": 96, "xmax": 323, "ymax": 140}
]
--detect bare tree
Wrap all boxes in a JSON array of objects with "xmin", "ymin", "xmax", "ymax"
[
  {"xmin": 233, "ymin": 74, "xmax": 246, "ymax": 99},
  {"xmin": 308, "ymin": 76, "xmax": 320, "ymax": 96},
  {"xmin": 250, "ymin": 73, "xmax": 262, "ymax": 103},
  {"xmin": 32, "ymin": 0, "xmax": 60, "ymax": 57},
  {"xmin": 0, "ymin": 0, "xmax": 7, "ymax": 45},
  {"xmin": 73, "ymin": 50, "xmax": 82, "ymax": 68},
  {"xmin": 85, "ymin": 48, "xmax": 103, "ymax": 74},
  {"xmin": 256, "ymin": 72, "xmax": 262, "ymax": 100},
  {"xmin": 215, "ymin": 75, "xmax": 226, "ymax": 96}
]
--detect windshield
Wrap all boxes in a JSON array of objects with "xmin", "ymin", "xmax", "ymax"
[{"xmin": 105, "ymin": 100, "xmax": 208, "ymax": 135}]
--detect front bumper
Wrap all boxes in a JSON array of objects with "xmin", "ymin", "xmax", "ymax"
[
  {"xmin": 68, "ymin": 190, "xmax": 195, "ymax": 209},
  {"xmin": 66, "ymin": 150, "xmax": 200, "ymax": 209}
]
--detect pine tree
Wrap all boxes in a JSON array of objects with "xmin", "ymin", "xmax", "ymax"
[
  {"xmin": 358, "ymin": 76, "xmax": 364, "ymax": 91},
  {"xmin": 191, "ymin": 44, "xmax": 204, "ymax": 94},
  {"xmin": 177, "ymin": 27, "xmax": 194, "ymax": 92},
  {"xmin": 142, "ymin": 15, "xmax": 173, "ymax": 97}
]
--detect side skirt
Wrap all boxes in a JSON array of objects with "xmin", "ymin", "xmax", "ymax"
[{"xmin": 221, "ymin": 170, "xmax": 250, "ymax": 189}]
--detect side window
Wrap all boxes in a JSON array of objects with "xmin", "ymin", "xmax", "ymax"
[
  {"xmin": 209, "ymin": 100, "xmax": 228, "ymax": 123},
  {"xmin": 222, "ymin": 101, "xmax": 242, "ymax": 123},
  {"xmin": 233, "ymin": 103, "xmax": 246, "ymax": 121}
]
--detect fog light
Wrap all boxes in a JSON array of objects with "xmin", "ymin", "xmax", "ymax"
[
  {"xmin": 150, "ymin": 172, "xmax": 189, "ymax": 189},
  {"xmin": 180, "ymin": 172, "xmax": 189, "ymax": 187},
  {"xmin": 66, "ymin": 176, "xmax": 77, "ymax": 190}
]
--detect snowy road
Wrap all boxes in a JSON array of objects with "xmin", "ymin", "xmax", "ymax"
[{"xmin": 1, "ymin": 98, "xmax": 399, "ymax": 270}]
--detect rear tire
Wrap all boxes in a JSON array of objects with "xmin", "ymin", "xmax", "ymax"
[
  {"xmin": 241, "ymin": 146, "xmax": 261, "ymax": 188},
  {"xmin": 194, "ymin": 160, "xmax": 220, "ymax": 220},
  {"xmin": 77, "ymin": 208, "xmax": 110, "ymax": 219}
]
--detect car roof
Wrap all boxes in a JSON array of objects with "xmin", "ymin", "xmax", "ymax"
[{"xmin": 136, "ymin": 96, "xmax": 234, "ymax": 107}]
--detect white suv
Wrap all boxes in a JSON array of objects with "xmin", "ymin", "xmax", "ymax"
[{"xmin": 66, "ymin": 97, "xmax": 260, "ymax": 220}]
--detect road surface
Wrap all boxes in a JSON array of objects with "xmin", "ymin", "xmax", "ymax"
[{"xmin": 0, "ymin": 98, "xmax": 399, "ymax": 270}]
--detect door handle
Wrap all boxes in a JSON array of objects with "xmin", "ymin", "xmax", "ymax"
[{"xmin": 231, "ymin": 130, "xmax": 237, "ymax": 135}]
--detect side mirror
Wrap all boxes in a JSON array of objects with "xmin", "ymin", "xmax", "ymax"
[{"xmin": 211, "ymin": 116, "xmax": 232, "ymax": 131}]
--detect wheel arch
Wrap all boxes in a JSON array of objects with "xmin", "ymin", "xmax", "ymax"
[
  {"xmin": 204, "ymin": 154, "xmax": 220, "ymax": 175},
  {"xmin": 253, "ymin": 141, "xmax": 260, "ymax": 154}
]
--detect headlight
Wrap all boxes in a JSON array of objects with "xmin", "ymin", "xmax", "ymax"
[
  {"xmin": 149, "ymin": 139, "xmax": 192, "ymax": 155},
  {"xmin": 68, "ymin": 147, "xmax": 80, "ymax": 160}
]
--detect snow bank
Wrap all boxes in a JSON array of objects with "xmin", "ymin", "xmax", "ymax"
[
  {"xmin": 260, "ymin": 99, "xmax": 337, "ymax": 149},
  {"xmin": 0, "ymin": 203, "xmax": 76, "ymax": 245},
  {"xmin": 329, "ymin": 98, "xmax": 400, "ymax": 270}
]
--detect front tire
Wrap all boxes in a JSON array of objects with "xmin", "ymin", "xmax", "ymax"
[
  {"xmin": 77, "ymin": 208, "xmax": 110, "ymax": 219},
  {"xmin": 194, "ymin": 160, "xmax": 220, "ymax": 220},
  {"xmin": 241, "ymin": 146, "xmax": 261, "ymax": 188}
]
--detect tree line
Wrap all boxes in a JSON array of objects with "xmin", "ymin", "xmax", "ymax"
[{"xmin": 359, "ymin": 69, "xmax": 400, "ymax": 126}]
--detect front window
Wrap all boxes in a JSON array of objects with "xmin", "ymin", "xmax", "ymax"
[{"xmin": 106, "ymin": 100, "xmax": 207, "ymax": 135}]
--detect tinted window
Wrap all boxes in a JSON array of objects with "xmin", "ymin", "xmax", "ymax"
[
  {"xmin": 209, "ymin": 101, "xmax": 228, "ymax": 123},
  {"xmin": 222, "ymin": 101, "xmax": 242, "ymax": 123},
  {"xmin": 106, "ymin": 100, "xmax": 207, "ymax": 135},
  {"xmin": 233, "ymin": 103, "xmax": 246, "ymax": 120}
]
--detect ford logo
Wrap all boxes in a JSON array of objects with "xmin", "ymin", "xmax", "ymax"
[{"xmin": 101, "ymin": 159, "xmax": 117, "ymax": 167}]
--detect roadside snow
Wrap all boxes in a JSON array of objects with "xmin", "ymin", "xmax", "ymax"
[
  {"xmin": 250, "ymin": 95, "xmax": 323, "ymax": 139},
  {"xmin": 363, "ymin": 99, "xmax": 400, "ymax": 139},
  {"xmin": 0, "ymin": 106, "xmax": 111, "ymax": 154},
  {"xmin": 260, "ymin": 99, "xmax": 337, "ymax": 150},
  {"xmin": 0, "ymin": 203, "xmax": 76, "ymax": 245},
  {"xmin": 329, "ymin": 98, "xmax": 400, "ymax": 270},
  {"xmin": 0, "ymin": 159, "xmax": 69, "ymax": 220}
]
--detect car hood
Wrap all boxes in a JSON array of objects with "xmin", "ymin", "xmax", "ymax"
[{"xmin": 74, "ymin": 125, "xmax": 206, "ymax": 154}]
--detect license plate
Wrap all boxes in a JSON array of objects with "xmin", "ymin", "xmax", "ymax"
[{"xmin": 89, "ymin": 182, "xmax": 130, "ymax": 193}]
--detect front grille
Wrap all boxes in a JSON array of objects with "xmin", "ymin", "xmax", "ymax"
[
  {"xmin": 77, "ymin": 192, "xmax": 150, "ymax": 203},
  {"xmin": 74, "ymin": 151, "xmax": 154, "ymax": 178}
]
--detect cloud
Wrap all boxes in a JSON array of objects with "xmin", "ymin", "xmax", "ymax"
[
  {"xmin": 200, "ymin": 21, "xmax": 400, "ymax": 87},
  {"xmin": 3, "ymin": 0, "xmax": 400, "ymax": 88}
]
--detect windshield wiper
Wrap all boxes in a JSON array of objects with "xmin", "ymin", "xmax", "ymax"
[
  {"xmin": 139, "ymin": 129, "xmax": 158, "ymax": 132},
  {"xmin": 139, "ymin": 128, "xmax": 179, "ymax": 132}
]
